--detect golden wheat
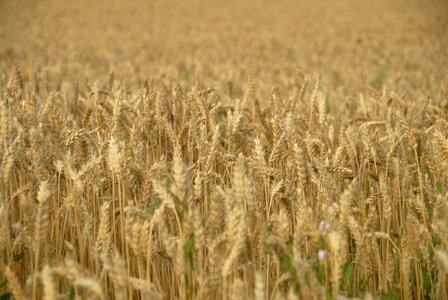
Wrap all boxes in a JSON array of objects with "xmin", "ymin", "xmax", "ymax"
[{"xmin": 1, "ymin": 0, "xmax": 447, "ymax": 299}]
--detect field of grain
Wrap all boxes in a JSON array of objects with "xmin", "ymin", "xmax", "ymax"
[{"xmin": 1, "ymin": 0, "xmax": 448, "ymax": 299}]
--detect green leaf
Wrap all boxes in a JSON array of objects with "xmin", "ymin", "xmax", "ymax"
[
  {"xmin": 364, "ymin": 180, "xmax": 371, "ymax": 196},
  {"xmin": 165, "ymin": 177, "xmax": 171, "ymax": 191},
  {"xmin": 13, "ymin": 246, "xmax": 26, "ymax": 262},
  {"xmin": 428, "ymin": 233, "xmax": 442, "ymax": 257},
  {"xmin": 432, "ymin": 233, "xmax": 442, "ymax": 246},
  {"xmin": 422, "ymin": 266, "xmax": 431, "ymax": 295},
  {"xmin": 315, "ymin": 263, "xmax": 325, "ymax": 284},
  {"xmin": 341, "ymin": 261, "xmax": 355, "ymax": 292},
  {"xmin": 173, "ymin": 196, "xmax": 187, "ymax": 211},
  {"xmin": 428, "ymin": 202, "xmax": 435, "ymax": 219},
  {"xmin": 144, "ymin": 206, "xmax": 155, "ymax": 217},
  {"xmin": 417, "ymin": 249, "xmax": 424, "ymax": 260},
  {"xmin": 380, "ymin": 289, "xmax": 400, "ymax": 300},
  {"xmin": 0, "ymin": 292, "xmax": 11, "ymax": 300},
  {"xmin": 184, "ymin": 273, "xmax": 189, "ymax": 289},
  {"xmin": 68, "ymin": 286, "xmax": 75, "ymax": 300},
  {"xmin": 182, "ymin": 72, "xmax": 192, "ymax": 82},
  {"xmin": 183, "ymin": 233, "xmax": 195, "ymax": 269},
  {"xmin": 184, "ymin": 234, "xmax": 195, "ymax": 256},
  {"xmin": 358, "ymin": 273, "xmax": 373, "ymax": 293},
  {"xmin": 436, "ymin": 182, "xmax": 443, "ymax": 195},
  {"xmin": 425, "ymin": 165, "xmax": 432, "ymax": 179},
  {"xmin": 428, "ymin": 243, "xmax": 435, "ymax": 257},
  {"xmin": 325, "ymin": 93, "xmax": 331, "ymax": 114},
  {"xmin": 279, "ymin": 254, "xmax": 297, "ymax": 280},
  {"xmin": 287, "ymin": 236, "xmax": 293, "ymax": 254}
]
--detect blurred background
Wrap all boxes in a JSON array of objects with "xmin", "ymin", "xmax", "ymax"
[{"xmin": 1, "ymin": 0, "xmax": 447, "ymax": 101}]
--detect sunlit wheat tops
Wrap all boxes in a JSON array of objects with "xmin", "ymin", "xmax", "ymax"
[{"xmin": 1, "ymin": 0, "xmax": 448, "ymax": 299}]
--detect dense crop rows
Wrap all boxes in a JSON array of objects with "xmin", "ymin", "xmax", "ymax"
[{"xmin": 1, "ymin": 0, "xmax": 447, "ymax": 299}]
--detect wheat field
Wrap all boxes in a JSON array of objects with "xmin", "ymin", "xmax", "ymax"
[{"xmin": 1, "ymin": 0, "xmax": 448, "ymax": 299}]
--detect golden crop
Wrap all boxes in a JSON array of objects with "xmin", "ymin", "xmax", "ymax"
[{"xmin": 1, "ymin": 0, "xmax": 447, "ymax": 299}]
